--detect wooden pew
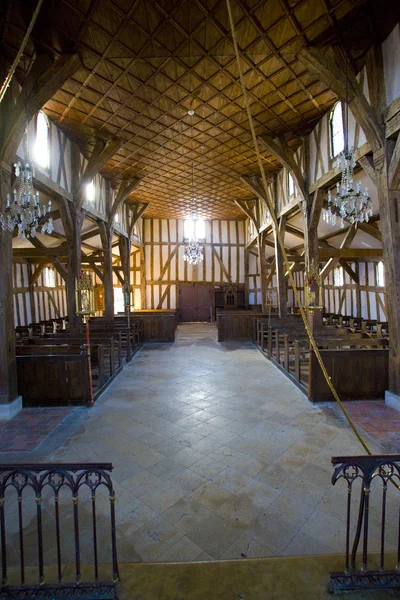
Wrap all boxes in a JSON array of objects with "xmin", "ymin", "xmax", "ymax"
[
  {"xmin": 255, "ymin": 322, "xmax": 390, "ymax": 401},
  {"xmin": 32, "ymin": 335, "xmax": 122, "ymax": 380},
  {"xmin": 16, "ymin": 349, "xmax": 91, "ymax": 407}
]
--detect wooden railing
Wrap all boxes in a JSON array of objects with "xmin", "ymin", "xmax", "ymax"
[
  {"xmin": 254, "ymin": 320, "xmax": 389, "ymax": 400},
  {"xmin": 0, "ymin": 463, "xmax": 118, "ymax": 599},
  {"xmin": 330, "ymin": 455, "xmax": 400, "ymax": 593}
]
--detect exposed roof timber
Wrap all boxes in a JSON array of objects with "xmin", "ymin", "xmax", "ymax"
[{"xmin": 4, "ymin": 0, "xmax": 396, "ymax": 219}]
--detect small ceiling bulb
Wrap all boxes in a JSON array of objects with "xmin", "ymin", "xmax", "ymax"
[{"xmin": 188, "ymin": 108, "xmax": 195, "ymax": 116}]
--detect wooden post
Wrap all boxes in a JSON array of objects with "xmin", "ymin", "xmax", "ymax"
[
  {"xmin": 267, "ymin": 326, "xmax": 272, "ymax": 358},
  {"xmin": 294, "ymin": 340, "xmax": 300, "ymax": 382},
  {"xmin": 98, "ymin": 219, "xmax": 114, "ymax": 321},
  {"xmin": 283, "ymin": 334, "xmax": 289, "ymax": 372},
  {"xmin": 0, "ymin": 164, "xmax": 20, "ymax": 413},
  {"xmin": 275, "ymin": 330, "xmax": 280, "ymax": 363},
  {"xmin": 257, "ymin": 232, "xmax": 268, "ymax": 312},
  {"xmin": 244, "ymin": 247, "xmax": 250, "ymax": 307},
  {"xmin": 274, "ymin": 215, "xmax": 287, "ymax": 318}
]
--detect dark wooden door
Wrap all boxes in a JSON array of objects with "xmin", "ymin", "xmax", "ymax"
[
  {"xmin": 179, "ymin": 284, "xmax": 195, "ymax": 322},
  {"xmin": 196, "ymin": 284, "xmax": 212, "ymax": 321},
  {"xmin": 179, "ymin": 284, "xmax": 212, "ymax": 322}
]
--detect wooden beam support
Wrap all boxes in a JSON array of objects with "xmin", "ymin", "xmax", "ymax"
[
  {"xmin": 76, "ymin": 138, "xmax": 123, "ymax": 210},
  {"xmin": 128, "ymin": 202, "xmax": 149, "ymax": 238},
  {"xmin": 258, "ymin": 135, "xmax": 308, "ymax": 201},
  {"xmin": 298, "ymin": 46, "xmax": 384, "ymax": 152},
  {"xmin": 98, "ymin": 220, "xmax": 114, "ymax": 320},
  {"xmin": 109, "ymin": 178, "xmax": 141, "ymax": 224},
  {"xmin": 29, "ymin": 264, "xmax": 45, "ymax": 286},
  {"xmin": 234, "ymin": 199, "xmax": 259, "ymax": 232},
  {"xmin": 1, "ymin": 53, "xmax": 82, "ymax": 165}
]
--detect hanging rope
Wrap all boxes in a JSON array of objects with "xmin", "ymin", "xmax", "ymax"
[
  {"xmin": 225, "ymin": 0, "xmax": 372, "ymax": 456},
  {"xmin": 0, "ymin": 0, "xmax": 44, "ymax": 104}
]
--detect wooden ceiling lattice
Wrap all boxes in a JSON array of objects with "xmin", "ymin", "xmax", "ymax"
[{"xmin": 2, "ymin": 0, "xmax": 399, "ymax": 219}]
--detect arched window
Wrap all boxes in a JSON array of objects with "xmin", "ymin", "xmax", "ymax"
[
  {"xmin": 34, "ymin": 111, "xmax": 50, "ymax": 169},
  {"xmin": 330, "ymin": 102, "xmax": 344, "ymax": 158},
  {"xmin": 86, "ymin": 180, "xmax": 95, "ymax": 203},
  {"xmin": 287, "ymin": 172, "xmax": 294, "ymax": 197},
  {"xmin": 334, "ymin": 266, "xmax": 344, "ymax": 287},
  {"xmin": 377, "ymin": 261, "xmax": 385, "ymax": 287},
  {"xmin": 195, "ymin": 218, "xmax": 205, "ymax": 240},
  {"xmin": 43, "ymin": 267, "xmax": 56, "ymax": 288},
  {"xmin": 184, "ymin": 218, "xmax": 194, "ymax": 239}
]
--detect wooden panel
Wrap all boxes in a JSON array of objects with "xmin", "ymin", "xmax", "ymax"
[
  {"xmin": 16, "ymin": 354, "xmax": 89, "ymax": 406},
  {"xmin": 310, "ymin": 349, "xmax": 389, "ymax": 401}
]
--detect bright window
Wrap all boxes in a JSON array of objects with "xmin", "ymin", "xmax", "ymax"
[
  {"xmin": 114, "ymin": 287, "xmax": 124, "ymax": 314},
  {"xmin": 184, "ymin": 218, "xmax": 205, "ymax": 239},
  {"xmin": 114, "ymin": 210, "xmax": 120, "ymax": 224},
  {"xmin": 34, "ymin": 111, "xmax": 50, "ymax": 169},
  {"xmin": 334, "ymin": 266, "xmax": 344, "ymax": 287},
  {"xmin": 184, "ymin": 218, "xmax": 195, "ymax": 239},
  {"xmin": 330, "ymin": 102, "xmax": 344, "ymax": 158},
  {"xmin": 287, "ymin": 172, "xmax": 294, "ymax": 197},
  {"xmin": 377, "ymin": 261, "xmax": 385, "ymax": 287},
  {"xmin": 195, "ymin": 218, "xmax": 205, "ymax": 239},
  {"xmin": 86, "ymin": 180, "xmax": 95, "ymax": 203},
  {"xmin": 43, "ymin": 267, "xmax": 56, "ymax": 287}
]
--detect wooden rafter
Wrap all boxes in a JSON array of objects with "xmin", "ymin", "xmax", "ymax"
[
  {"xmin": 298, "ymin": 46, "xmax": 384, "ymax": 152},
  {"xmin": 109, "ymin": 178, "xmax": 141, "ymax": 225},
  {"xmin": 1, "ymin": 53, "xmax": 82, "ymax": 165},
  {"xmin": 128, "ymin": 202, "xmax": 149, "ymax": 238}
]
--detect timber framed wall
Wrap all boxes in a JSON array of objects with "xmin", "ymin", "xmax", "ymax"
[
  {"xmin": 13, "ymin": 264, "xmax": 66, "ymax": 327},
  {"xmin": 138, "ymin": 218, "xmax": 246, "ymax": 310}
]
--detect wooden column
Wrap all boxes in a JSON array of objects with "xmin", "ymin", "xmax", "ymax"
[
  {"xmin": 298, "ymin": 44, "xmax": 400, "ymax": 396},
  {"xmin": 99, "ymin": 219, "xmax": 114, "ymax": 321},
  {"xmin": 0, "ymin": 51, "xmax": 81, "ymax": 414},
  {"xmin": 0, "ymin": 164, "xmax": 19, "ymax": 411},
  {"xmin": 244, "ymin": 247, "xmax": 250, "ymax": 307},
  {"xmin": 274, "ymin": 217, "xmax": 287, "ymax": 317},
  {"xmin": 304, "ymin": 189, "xmax": 325, "ymax": 328},
  {"xmin": 375, "ymin": 148, "xmax": 400, "ymax": 395},
  {"xmin": 256, "ymin": 232, "xmax": 268, "ymax": 312}
]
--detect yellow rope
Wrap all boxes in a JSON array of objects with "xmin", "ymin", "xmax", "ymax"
[
  {"xmin": 225, "ymin": 0, "xmax": 372, "ymax": 456},
  {"xmin": 0, "ymin": 0, "xmax": 44, "ymax": 104}
]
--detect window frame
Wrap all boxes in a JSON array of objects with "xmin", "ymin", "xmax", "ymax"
[
  {"xmin": 333, "ymin": 266, "xmax": 344, "ymax": 287},
  {"xmin": 34, "ymin": 111, "xmax": 51, "ymax": 172},
  {"xmin": 377, "ymin": 261, "xmax": 385, "ymax": 287},
  {"xmin": 287, "ymin": 172, "xmax": 295, "ymax": 198},
  {"xmin": 329, "ymin": 101, "xmax": 345, "ymax": 160},
  {"xmin": 86, "ymin": 179, "xmax": 96, "ymax": 204},
  {"xmin": 43, "ymin": 266, "xmax": 56, "ymax": 288}
]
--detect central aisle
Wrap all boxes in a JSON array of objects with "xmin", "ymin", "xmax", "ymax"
[{"xmin": 48, "ymin": 324, "xmax": 388, "ymax": 562}]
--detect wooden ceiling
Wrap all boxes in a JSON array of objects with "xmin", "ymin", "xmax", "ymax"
[{"xmin": 2, "ymin": 0, "xmax": 399, "ymax": 219}]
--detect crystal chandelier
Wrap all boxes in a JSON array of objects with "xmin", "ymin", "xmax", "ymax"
[
  {"xmin": 183, "ymin": 160, "xmax": 204, "ymax": 265},
  {"xmin": 0, "ymin": 130, "xmax": 54, "ymax": 239},
  {"xmin": 184, "ymin": 238, "xmax": 203, "ymax": 265},
  {"xmin": 323, "ymin": 149, "xmax": 372, "ymax": 227},
  {"xmin": 322, "ymin": 59, "xmax": 372, "ymax": 227}
]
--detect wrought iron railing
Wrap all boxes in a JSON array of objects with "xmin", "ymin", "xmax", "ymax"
[
  {"xmin": 0, "ymin": 463, "xmax": 118, "ymax": 599},
  {"xmin": 330, "ymin": 454, "xmax": 400, "ymax": 593}
]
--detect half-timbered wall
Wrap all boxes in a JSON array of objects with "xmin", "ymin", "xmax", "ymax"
[
  {"xmin": 139, "ymin": 218, "xmax": 246, "ymax": 310},
  {"xmin": 13, "ymin": 264, "xmax": 66, "ymax": 327}
]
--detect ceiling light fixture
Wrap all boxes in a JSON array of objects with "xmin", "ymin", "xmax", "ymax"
[{"xmin": 323, "ymin": 56, "xmax": 372, "ymax": 227}]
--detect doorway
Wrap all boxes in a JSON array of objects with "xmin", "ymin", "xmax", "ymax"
[{"xmin": 179, "ymin": 283, "xmax": 212, "ymax": 322}]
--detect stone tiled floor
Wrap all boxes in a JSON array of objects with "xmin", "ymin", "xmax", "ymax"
[{"xmin": 1, "ymin": 323, "xmax": 398, "ymax": 565}]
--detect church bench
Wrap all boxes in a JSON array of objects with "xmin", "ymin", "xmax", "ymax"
[
  {"xmin": 32, "ymin": 335, "xmax": 122, "ymax": 378},
  {"xmin": 16, "ymin": 349, "xmax": 91, "ymax": 407},
  {"xmin": 256, "ymin": 323, "xmax": 390, "ymax": 400},
  {"xmin": 85, "ymin": 324, "xmax": 140, "ymax": 359},
  {"xmin": 16, "ymin": 340, "xmax": 121, "ymax": 406},
  {"xmin": 91, "ymin": 312, "xmax": 175, "ymax": 343}
]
